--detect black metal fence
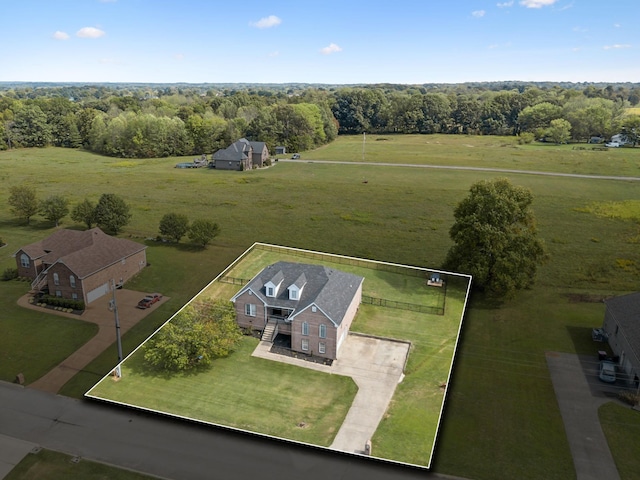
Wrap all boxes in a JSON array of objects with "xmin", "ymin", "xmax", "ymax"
[
  {"xmin": 361, "ymin": 295, "xmax": 444, "ymax": 316},
  {"xmin": 219, "ymin": 276, "xmax": 249, "ymax": 286}
]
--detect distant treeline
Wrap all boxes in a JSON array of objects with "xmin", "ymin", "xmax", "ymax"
[{"xmin": 0, "ymin": 82, "xmax": 638, "ymax": 157}]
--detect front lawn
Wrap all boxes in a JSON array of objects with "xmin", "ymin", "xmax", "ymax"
[
  {"xmin": 599, "ymin": 402, "xmax": 640, "ymax": 480},
  {"xmin": 88, "ymin": 336, "xmax": 357, "ymax": 447}
]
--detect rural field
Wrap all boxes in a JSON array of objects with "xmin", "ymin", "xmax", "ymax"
[{"xmin": 1, "ymin": 134, "xmax": 640, "ymax": 479}]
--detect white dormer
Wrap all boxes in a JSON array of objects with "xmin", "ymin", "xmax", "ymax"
[
  {"xmin": 288, "ymin": 273, "xmax": 307, "ymax": 300},
  {"xmin": 264, "ymin": 270, "xmax": 284, "ymax": 298}
]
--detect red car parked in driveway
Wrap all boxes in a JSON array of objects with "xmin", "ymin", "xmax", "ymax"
[{"xmin": 137, "ymin": 293, "xmax": 162, "ymax": 309}]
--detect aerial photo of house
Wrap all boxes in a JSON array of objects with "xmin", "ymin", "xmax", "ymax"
[
  {"xmin": 602, "ymin": 293, "xmax": 640, "ymax": 388},
  {"xmin": 231, "ymin": 261, "xmax": 364, "ymax": 361},
  {"xmin": 212, "ymin": 138, "xmax": 270, "ymax": 170},
  {"xmin": 14, "ymin": 227, "xmax": 147, "ymax": 305}
]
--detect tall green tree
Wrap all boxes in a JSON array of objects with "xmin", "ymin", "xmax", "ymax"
[
  {"xmin": 159, "ymin": 212, "xmax": 190, "ymax": 242},
  {"xmin": 94, "ymin": 193, "xmax": 131, "ymax": 234},
  {"xmin": 188, "ymin": 219, "xmax": 220, "ymax": 247},
  {"xmin": 443, "ymin": 178, "xmax": 547, "ymax": 300},
  {"xmin": 8, "ymin": 185, "xmax": 39, "ymax": 225},
  {"xmin": 40, "ymin": 195, "xmax": 69, "ymax": 227},
  {"xmin": 143, "ymin": 299, "xmax": 241, "ymax": 371},
  {"xmin": 546, "ymin": 118, "xmax": 572, "ymax": 144},
  {"xmin": 71, "ymin": 198, "xmax": 97, "ymax": 229},
  {"xmin": 10, "ymin": 105, "xmax": 52, "ymax": 147}
]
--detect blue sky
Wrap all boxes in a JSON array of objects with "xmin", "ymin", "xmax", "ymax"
[{"xmin": 1, "ymin": 0, "xmax": 638, "ymax": 84}]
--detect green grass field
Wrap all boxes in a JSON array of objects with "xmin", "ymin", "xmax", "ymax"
[
  {"xmin": 1, "ymin": 136, "xmax": 639, "ymax": 479},
  {"xmin": 88, "ymin": 244, "xmax": 469, "ymax": 466}
]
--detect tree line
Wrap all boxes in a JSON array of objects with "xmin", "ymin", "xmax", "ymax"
[{"xmin": 1, "ymin": 83, "xmax": 639, "ymax": 157}]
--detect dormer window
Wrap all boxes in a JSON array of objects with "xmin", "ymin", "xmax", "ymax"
[
  {"xmin": 289, "ymin": 286, "xmax": 299, "ymax": 300},
  {"xmin": 266, "ymin": 286, "xmax": 275, "ymax": 297}
]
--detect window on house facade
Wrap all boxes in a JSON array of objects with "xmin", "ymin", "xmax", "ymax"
[
  {"xmin": 245, "ymin": 304, "xmax": 256, "ymax": 317},
  {"xmin": 53, "ymin": 273, "xmax": 60, "ymax": 285},
  {"xmin": 72, "ymin": 293, "xmax": 78, "ymax": 300},
  {"xmin": 319, "ymin": 324, "xmax": 327, "ymax": 338},
  {"xmin": 302, "ymin": 322, "xmax": 309, "ymax": 336},
  {"xmin": 20, "ymin": 254, "xmax": 30, "ymax": 268},
  {"xmin": 55, "ymin": 290, "xmax": 62, "ymax": 297},
  {"xmin": 301, "ymin": 338, "xmax": 309, "ymax": 351},
  {"xmin": 311, "ymin": 305, "xmax": 317, "ymax": 313},
  {"xmin": 267, "ymin": 286, "xmax": 274, "ymax": 297},
  {"xmin": 319, "ymin": 342, "xmax": 326, "ymax": 354},
  {"xmin": 290, "ymin": 289, "xmax": 298, "ymax": 300},
  {"xmin": 70, "ymin": 275, "xmax": 76, "ymax": 288}
]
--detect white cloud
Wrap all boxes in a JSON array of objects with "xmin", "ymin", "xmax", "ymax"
[
  {"xmin": 497, "ymin": 1, "xmax": 514, "ymax": 6},
  {"xmin": 520, "ymin": 0, "xmax": 558, "ymax": 8},
  {"xmin": 174, "ymin": 53, "xmax": 185, "ymax": 61},
  {"xmin": 614, "ymin": 23, "xmax": 621, "ymax": 28},
  {"xmin": 249, "ymin": 15, "xmax": 282, "ymax": 29},
  {"xmin": 53, "ymin": 31, "xmax": 69, "ymax": 40},
  {"xmin": 320, "ymin": 43, "xmax": 342, "ymax": 55},
  {"xmin": 572, "ymin": 26, "xmax": 588, "ymax": 33},
  {"xmin": 472, "ymin": 10, "xmax": 486, "ymax": 17},
  {"xmin": 77, "ymin": 27, "xmax": 106, "ymax": 38},
  {"xmin": 268, "ymin": 51, "xmax": 280, "ymax": 57},
  {"xmin": 603, "ymin": 44, "xmax": 631, "ymax": 50}
]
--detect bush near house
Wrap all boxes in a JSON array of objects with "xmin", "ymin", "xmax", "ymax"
[{"xmin": 38, "ymin": 295, "xmax": 85, "ymax": 311}]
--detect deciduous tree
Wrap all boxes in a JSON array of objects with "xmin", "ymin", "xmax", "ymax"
[
  {"xmin": 8, "ymin": 185, "xmax": 39, "ymax": 225},
  {"xmin": 546, "ymin": 118, "xmax": 572, "ymax": 144},
  {"xmin": 159, "ymin": 212, "xmax": 190, "ymax": 242},
  {"xmin": 40, "ymin": 195, "xmax": 69, "ymax": 227},
  {"xmin": 94, "ymin": 193, "xmax": 131, "ymax": 234},
  {"xmin": 143, "ymin": 299, "xmax": 241, "ymax": 371},
  {"xmin": 443, "ymin": 178, "xmax": 547, "ymax": 300},
  {"xmin": 71, "ymin": 198, "xmax": 97, "ymax": 229},
  {"xmin": 188, "ymin": 219, "xmax": 220, "ymax": 247}
]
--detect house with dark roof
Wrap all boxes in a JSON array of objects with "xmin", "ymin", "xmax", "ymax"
[
  {"xmin": 231, "ymin": 261, "xmax": 364, "ymax": 360},
  {"xmin": 602, "ymin": 293, "xmax": 640, "ymax": 388},
  {"xmin": 212, "ymin": 138, "xmax": 269, "ymax": 171},
  {"xmin": 14, "ymin": 228, "xmax": 147, "ymax": 305}
]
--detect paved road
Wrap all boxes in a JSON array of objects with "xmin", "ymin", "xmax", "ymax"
[
  {"xmin": 280, "ymin": 159, "xmax": 640, "ymax": 182},
  {"xmin": 546, "ymin": 352, "xmax": 621, "ymax": 480},
  {"xmin": 0, "ymin": 381, "xmax": 465, "ymax": 480}
]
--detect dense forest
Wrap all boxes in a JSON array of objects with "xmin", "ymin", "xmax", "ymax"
[{"xmin": 1, "ymin": 81, "xmax": 639, "ymax": 158}]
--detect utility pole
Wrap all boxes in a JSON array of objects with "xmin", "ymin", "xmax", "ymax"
[
  {"xmin": 362, "ymin": 131, "xmax": 366, "ymax": 162},
  {"xmin": 109, "ymin": 279, "xmax": 123, "ymax": 378}
]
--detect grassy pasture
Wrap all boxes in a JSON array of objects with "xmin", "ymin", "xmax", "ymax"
[
  {"xmin": 299, "ymin": 133, "xmax": 640, "ymax": 177},
  {"xmin": 1, "ymin": 137, "xmax": 639, "ymax": 478}
]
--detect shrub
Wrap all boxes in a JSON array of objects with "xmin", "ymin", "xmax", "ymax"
[
  {"xmin": 518, "ymin": 132, "xmax": 535, "ymax": 145},
  {"xmin": 1, "ymin": 268, "xmax": 19, "ymax": 281},
  {"xmin": 618, "ymin": 391, "xmax": 640, "ymax": 406}
]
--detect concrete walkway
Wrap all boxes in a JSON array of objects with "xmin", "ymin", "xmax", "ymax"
[
  {"xmin": 20, "ymin": 290, "xmax": 169, "ymax": 394},
  {"xmin": 546, "ymin": 351, "xmax": 621, "ymax": 480},
  {"xmin": 0, "ymin": 434, "xmax": 37, "ymax": 480},
  {"xmin": 252, "ymin": 333, "xmax": 410, "ymax": 455}
]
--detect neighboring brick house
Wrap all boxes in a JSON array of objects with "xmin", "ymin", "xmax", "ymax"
[
  {"xmin": 602, "ymin": 293, "xmax": 640, "ymax": 388},
  {"xmin": 231, "ymin": 261, "xmax": 364, "ymax": 360},
  {"xmin": 14, "ymin": 228, "xmax": 147, "ymax": 305},
  {"xmin": 213, "ymin": 138, "xmax": 269, "ymax": 170}
]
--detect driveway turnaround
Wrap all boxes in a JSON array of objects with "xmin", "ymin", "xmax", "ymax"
[
  {"xmin": 19, "ymin": 290, "xmax": 169, "ymax": 394},
  {"xmin": 546, "ymin": 351, "xmax": 621, "ymax": 480},
  {"xmin": 252, "ymin": 333, "xmax": 410, "ymax": 455}
]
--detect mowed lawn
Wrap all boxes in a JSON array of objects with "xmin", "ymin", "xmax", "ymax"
[
  {"xmin": 1, "ymin": 140, "xmax": 639, "ymax": 479},
  {"xmin": 88, "ymin": 336, "xmax": 357, "ymax": 447},
  {"xmin": 88, "ymin": 245, "xmax": 469, "ymax": 466}
]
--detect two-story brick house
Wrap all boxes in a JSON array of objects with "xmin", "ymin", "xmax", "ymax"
[
  {"xmin": 231, "ymin": 261, "xmax": 364, "ymax": 361},
  {"xmin": 14, "ymin": 227, "xmax": 147, "ymax": 305}
]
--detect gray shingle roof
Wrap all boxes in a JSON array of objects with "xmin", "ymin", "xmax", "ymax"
[
  {"xmin": 235, "ymin": 261, "xmax": 364, "ymax": 326},
  {"xmin": 605, "ymin": 292, "xmax": 640, "ymax": 360}
]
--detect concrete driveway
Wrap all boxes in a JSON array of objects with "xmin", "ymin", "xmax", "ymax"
[
  {"xmin": 19, "ymin": 289, "xmax": 170, "ymax": 394},
  {"xmin": 546, "ymin": 351, "xmax": 623, "ymax": 480},
  {"xmin": 252, "ymin": 333, "xmax": 410, "ymax": 455}
]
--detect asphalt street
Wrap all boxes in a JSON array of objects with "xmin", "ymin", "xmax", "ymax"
[{"xmin": 0, "ymin": 381, "xmax": 463, "ymax": 480}]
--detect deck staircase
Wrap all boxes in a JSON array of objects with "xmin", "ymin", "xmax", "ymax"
[
  {"xmin": 30, "ymin": 271, "xmax": 48, "ymax": 294},
  {"xmin": 261, "ymin": 321, "xmax": 277, "ymax": 343}
]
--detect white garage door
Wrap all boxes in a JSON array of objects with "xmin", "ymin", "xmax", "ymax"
[{"xmin": 87, "ymin": 282, "xmax": 109, "ymax": 304}]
